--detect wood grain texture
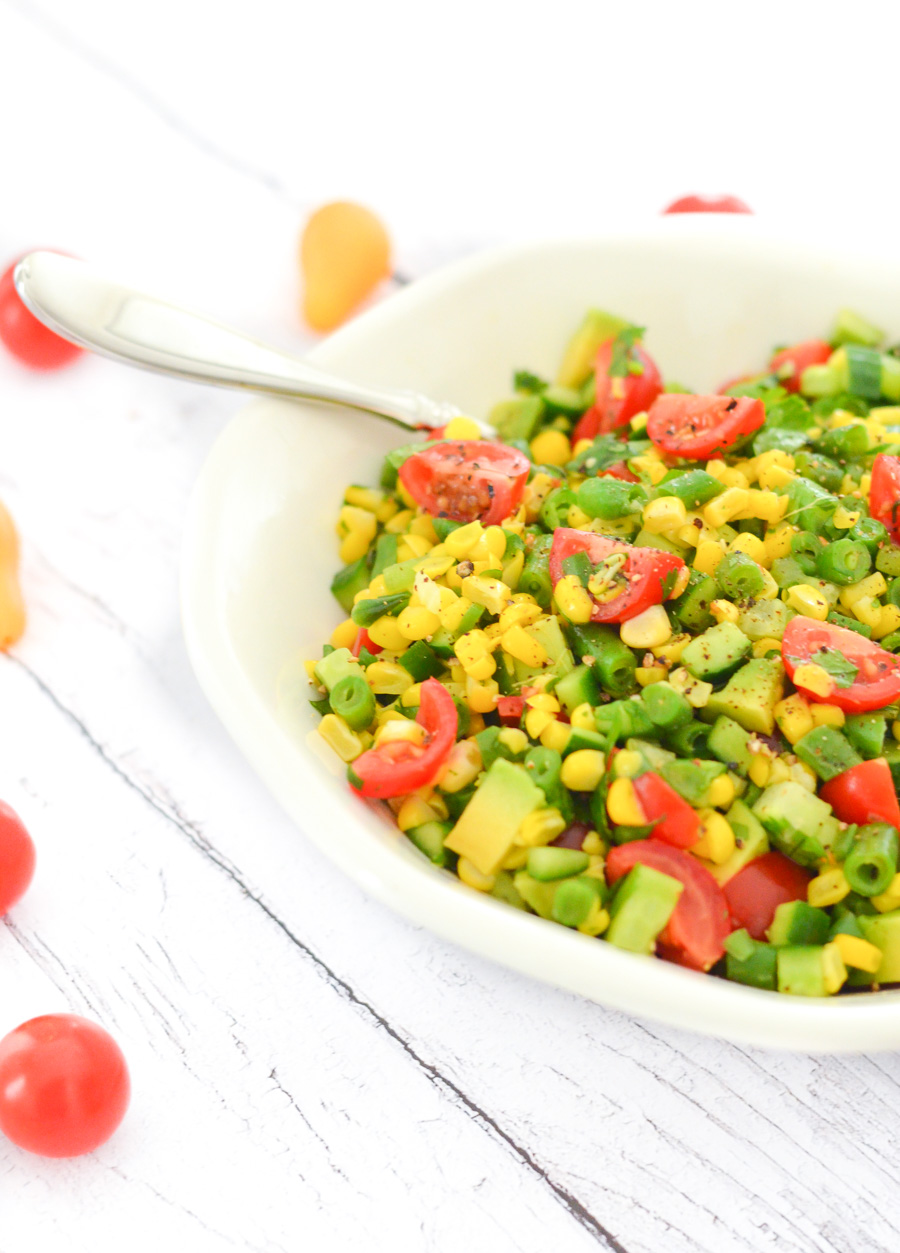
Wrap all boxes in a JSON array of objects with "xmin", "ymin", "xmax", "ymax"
[{"xmin": 4, "ymin": 4, "xmax": 900, "ymax": 1252}]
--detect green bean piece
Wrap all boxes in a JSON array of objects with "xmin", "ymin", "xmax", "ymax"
[
  {"xmin": 669, "ymin": 571, "xmax": 717, "ymax": 631},
  {"xmin": 519, "ymin": 534, "xmax": 554, "ymax": 608},
  {"xmin": 790, "ymin": 530, "xmax": 825, "ymax": 575},
  {"xmin": 658, "ymin": 469, "xmax": 725, "ymax": 509},
  {"xmin": 843, "ymin": 824, "xmax": 900, "ymax": 897},
  {"xmin": 716, "ymin": 551, "xmax": 767, "ymax": 601},
  {"xmin": 540, "ymin": 487, "xmax": 577, "ymax": 531},
  {"xmin": 792, "ymin": 726, "xmax": 862, "ymax": 782},
  {"xmin": 351, "ymin": 592, "xmax": 410, "ymax": 627},
  {"xmin": 771, "ymin": 556, "xmax": 811, "ymax": 589},
  {"xmin": 792, "ymin": 450, "xmax": 844, "ymax": 493},
  {"xmin": 641, "ymin": 682, "xmax": 692, "ymax": 731},
  {"xmin": 524, "ymin": 746, "xmax": 563, "ymax": 798},
  {"xmin": 432, "ymin": 517, "xmax": 464, "ymax": 541},
  {"xmin": 667, "ymin": 722, "xmax": 711, "ymax": 758},
  {"xmin": 576, "ymin": 476, "xmax": 647, "ymax": 520},
  {"xmin": 330, "ymin": 556, "xmax": 371, "ymax": 614},
  {"xmin": 815, "ymin": 539, "xmax": 872, "ymax": 586},
  {"xmin": 566, "ymin": 623, "xmax": 638, "ymax": 697},
  {"xmin": 844, "ymin": 713, "xmax": 887, "ymax": 760},
  {"xmin": 876, "ymin": 545, "xmax": 900, "ymax": 578},
  {"xmin": 552, "ymin": 876, "xmax": 605, "ymax": 927},
  {"xmin": 370, "ymin": 533, "xmax": 399, "ymax": 579},
  {"xmin": 398, "ymin": 640, "xmax": 443, "ymax": 682},
  {"xmin": 660, "ymin": 759, "xmax": 726, "ymax": 806},
  {"xmin": 562, "ymin": 551, "xmax": 593, "ymax": 587},
  {"xmin": 850, "ymin": 516, "xmax": 889, "ymax": 554},
  {"xmin": 329, "ymin": 674, "xmax": 376, "ymax": 731},
  {"xmin": 817, "ymin": 422, "xmax": 870, "ymax": 461},
  {"xmin": 887, "ymin": 578, "xmax": 900, "ymax": 610},
  {"xmin": 827, "ymin": 610, "xmax": 873, "ymax": 638},
  {"xmin": 382, "ymin": 559, "xmax": 419, "ymax": 593},
  {"xmin": 787, "ymin": 477, "xmax": 839, "ymax": 532},
  {"xmin": 879, "ymin": 630, "xmax": 900, "ymax": 652}
]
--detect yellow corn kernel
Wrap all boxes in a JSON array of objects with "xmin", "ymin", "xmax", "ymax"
[
  {"xmin": 822, "ymin": 942, "xmax": 848, "ymax": 994},
  {"xmin": 498, "ymin": 600, "xmax": 542, "ymax": 632},
  {"xmin": 693, "ymin": 540, "xmax": 726, "ymax": 577},
  {"xmin": 524, "ymin": 706, "xmax": 554, "ymax": 740},
  {"xmin": 330, "ymin": 618, "xmax": 359, "ymax": 650},
  {"xmin": 651, "ymin": 633, "xmax": 691, "ymax": 665},
  {"xmin": 384, "ymin": 508, "xmax": 414, "ymax": 534},
  {"xmin": 408, "ymin": 514, "xmax": 438, "ymax": 544},
  {"xmin": 710, "ymin": 599, "xmax": 740, "ymax": 625},
  {"xmin": 807, "ymin": 868, "xmax": 852, "ymax": 909},
  {"xmin": 304, "ymin": 658, "xmax": 319, "ymax": 681},
  {"xmin": 366, "ymin": 575, "xmax": 389, "ymax": 598},
  {"xmin": 792, "ymin": 662, "xmax": 835, "ymax": 698},
  {"xmin": 523, "ymin": 472, "xmax": 559, "ymax": 521},
  {"xmin": 774, "ymin": 693, "xmax": 814, "ymax": 744},
  {"xmin": 612, "ymin": 749, "xmax": 644, "ymax": 779},
  {"xmin": 630, "ymin": 455, "xmax": 668, "ymax": 485},
  {"xmin": 540, "ymin": 720, "xmax": 572, "ymax": 753},
  {"xmin": 514, "ymin": 807, "xmax": 567, "ymax": 847},
  {"xmin": 642, "ymin": 496, "xmax": 688, "ymax": 534},
  {"xmin": 636, "ymin": 665, "xmax": 668, "ymax": 686},
  {"xmin": 526, "ymin": 693, "xmax": 560, "ymax": 713},
  {"xmin": 757, "ymin": 463, "xmax": 796, "ymax": 491},
  {"xmin": 500, "ymin": 846, "xmax": 529, "ymax": 871},
  {"xmin": 832, "ymin": 505, "xmax": 861, "ymax": 530},
  {"xmin": 752, "ymin": 637, "xmax": 783, "ymax": 658},
  {"xmin": 764, "ymin": 525, "xmax": 796, "ymax": 564},
  {"xmin": 399, "ymin": 683, "xmax": 422, "ymax": 708},
  {"xmin": 582, "ymin": 831, "xmax": 604, "ymax": 855},
  {"xmin": 553, "ymin": 575, "xmax": 594, "ymax": 625},
  {"xmin": 498, "ymin": 727, "xmax": 529, "ymax": 755},
  {"xmin": 832, "ymin": 933, "xmax": 883, "ymax": 974},
  {"xmin": 459, "ymin": 654, "xmax": 496, "ymax": 684},
  {"xmin": 462, "ymin": 574, "xmax": 513, "ymax": 616},
  {"xmin": 337, "ymin": 504, "xmax": 378, "ymax": 561},
  {"xmin": 706, "ymin": 774, "xmax": 736, "ymax": 810},
  {"xmin": 782, "ymin": 584, "xmax": 830, "ymax": 621},
  {"xmin": 667, "ymin": 666, "xmax": 712, "ymax": 708},
  {"xmin": 748, "ymin": 755, "xmax": 771, "ymax": 787},
  {"xmin": 397, "ymin": 533, "xmax": 433, "ymax": 562},
  {"xmin": 366, "ymin": 615, "xmax": 409, "ymax": 652},
  {"xmin": 437, "ymin": 738, "xmax": 483, "ymax": 792},
  {"xmin": 809, "ymin": 703, "xmax": 845, "ymax": 729},
  {"xmin": 729, "ymin": 532, "xmax": 769, "ymax": 566},
  {"xmin": 577, "ymin": 903, "xmax": 610, "ymax": 937},
  {"xmin": 573, "ymin": 438, "xmax": 594, "ymax": 457},
  {"xmin": 860, "ymin": 472, "xmax": 873, "ymax": 495},
  {"xmin": 873, "ymin": 874, "xmax": 900, "ymax": 913},
  {"xmin": 366, "ymin": 661, "xmax": 415, "ymax": 696},
  {"xmin": 740, "ymin": 490, "xmax": 788, "ymax": 524},
  {"xmin": 841, "ymin": 572, "xmax": 887, "ymax": 609},
  {"xmin": 705, "ymin": 458, "xmax": 728, "ymax": 481},
  {"xmin": 344, "ymin": 484, "xmax": 386, "ymax": 513},
  {"xmin": 397, "ymin": 606, "xmax": 441, "ymax": 641},
  {"xmin": 396, "ymin": 793, "xmax": 442, "ymax": 831},
  {"xmin": 530, "ymin": 429, "xmax": 572, "ymax": 466},
  {"xmin": 482, "ymin": 526, "xmax": 509, "ymax": 561},
  {"xmin": 873, "ymin": 604, "xmax": 900, "ymax": 640},
  {"xmin": 692, "ymin": 810, "xmax": 736, "ymax": 864},
  {"xmin": 501, "ymin": 548, "xmax": 525, "ymax": 589},
  {"xmin": 570, "ymin": 702, "xmax": 596, "ymax": 731},
  {"xmin": 704, "ymin": 487, "xmax": 750, "ymax": 528},
  {"xmin": 565, "ymin": 505, "xmax": 591, "ymax": 531},
  {"xmin": 466, "ymin": 675, "xmax": 499, "ymax": 714},
  {"xmin": 606, "ymin": 777, "xmax": 647, "ymax": 827},
  {"xmin": 444, "ymin": 521, "xmax": 484, "ymax": 559},
  {"xmin": 458, "ymin": 857, "xmax": 497, "ymax": 892},
  {"xmin": 851, "ymin": 597, "xmax": 883, "ymax": 630},
  {"xmin": 443, "ymin": 415, "xmax": 482, "ymax": 440},
  {"xmin": 317, "ymin": 713, "xmax": 364, "ymax": 762},
  {"xmin": 630, "ymin": 411, "xmax": 649, "ymax": 433},
  {"xmin": 439, "ymin": 596, "xmax": 474, "ymax": 634},
  {"xmin": 560, "ymin": 749, "xmax": 605, "ymax": 792},
  {"xmin": 502, "ymin": 624, "xmax": 548, "ymax": 667},
  {"xmin": 757, "ymin": 568, "xmax": 780, "ymax": 601},
  {"xmin": 620, "ymin": 604, "xmax": 672, "ymax": 649}
]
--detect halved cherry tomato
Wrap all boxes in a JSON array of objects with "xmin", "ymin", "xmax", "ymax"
[
  {"xmin": 398, "ymin": 440, "xmax": 529, "ymax": 528},
  {"xmin": 0, "ymin": 1014, "xmax": 130, "ymax": 1157},
  {"xmin": 632, "ymin": 772, "xmax": 701, "ymax": 849},
  {"xmin": 606, "ymin": 840, "xmax": 732, "ymax": 971},
  {"xmin": 646, "ymin": 394, "xmax": 765, "ymax": 459},
  {"xmin": 349, "ymin": 678, "xmax": 457, "ymax": 799},
  {"xmin": 496, "ymin": 695, "xmax": 525, "ymax": 726},
  {"xmin": 782, "ymin": 617, "xmax": 900, "ymax": 713},
  {"xmin": 768, "ymin": 339, "xmax": 832, "ymax": 394},
  {"xmin": 0, "ymin": 258, "xmax": 83, "ymax": 370},
  {"xmin": 572, "ymin": 341, "xmax": 663, "ymax": 443},
  {"xmin": 662, "ymin": 194, "xmax": 752, "ymax": 215},
  {"xmin": 598, "ymin": 461, "xmax": 639, "ymax": 482},
  {"xmin": 548, "ymin": 528, "xmax": 685, "ymax": 624},
  {"xmin": 351, "ymin": 627, "xmax": 382, "ymax": 658},
  {"xmin": 821, "ymin": 759, "xmax": 900, "ymax": 830},
  {"xmin": 0, "ymin": 801, "xmax": 36, "ymax": 916},
  {"xmin": 723, "ymin": 852, "xmax": 812, "ymax": 941},
  {"xmin": 869, "ymin": 454, "xmax": 900, "ymax": 543}
]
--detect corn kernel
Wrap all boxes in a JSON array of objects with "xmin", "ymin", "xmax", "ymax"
[
  {"xmin": 667, "ymin": 666, "xmax": 712, "ymax": 708},
  {"xmin": 729, "ymin": 532, "xmax": 769, "ymax": 566},
  {"xmin": 462, "ymin": 574, "xmax": 513, "ymax": 616},
  {"xmin": 710, "ymin": 599, "xmax": 740, "ymax": 625},
  {"xmin": 500, "ymin": 846, "xmax": 529, "ymax": 870},
  {"xmin": 330, "ymin": 618, "xmax": 359, "ymax": 650},
  {"xmin": 872, "ymin": 873, "xmax": 900, "ymax": 913},
  {"xmin": 704, "ymin": 487, "xmax": 750, "ymax": 528},
  {"xmin": 398, "ymin": 683, "xmax": 421, "ymax": 708},
  {"xmin": 553, "ymin": 575, "xmax": 594, "ymax": 625},
  {"xmin": 439, "ymin": 596, "xmax": 474, "ymax": 634},
  {"xmin": 318, "ymin": 713, "xmax": 364, "ymax": 762},
  {"xmin": 498, "ymin": 727, "xmax": 529, "ymax": 755},
  {"xmin": 498, "ymin": 600, "xmax": 543, "ymax": 632},
  {"xmin": 832, "ymin": 505, "xmax": 861, "ymax": 530},
  {"xmin": 768, "ymin": 758, "xmax": 792, "ymax": 785},
  {"xmin": 443, "ymin": 415, "xmax": 483, "ymax": 440},
  {"xmin": 651, "ymin": 633, "xmax": 691, "ymax": 664},
  {"xmin": 792, "ymin": 663, "xmax": 834, "ymax": 698},
  {"xmin": 458, "ymin": 857, "xmax": 497, "ymax": 892},
  {"xmin": 454, "ymin": 628, "xmax": 493, "ymax": 668},
  {"xmin": 873, "ymin": 604, "xmax": 900, "ymax": 640},
  {"xmin": 748, "ymin": 755, "xmax": 771, "ymax": 787},
  {"xmin": 706, "ymin": 775, "xmax": 736, "ymax": 809},
  {"xmin": 764, "ymin": 525, "xmax": 796, "ymax": 563},
  {"xmin": 501, "ymin": 548, "xmax": 525, "ymax": 589},
  {"xmin": 514, "ymin": 807, "xmax": 567, "ymax": 847},
  {"xmin": 606, "ymin": 777, "xmax": 647, "ymax": 827},
  {"xmin": 570, "ymin": 703, "xmax": 596, "ymax": 731},
  {"xmin": 530, "ymin": 429, "xmax": 572, "ymax": 466},
  {"xmin": 822, "ymin": 942, "xmax": 848, "ymax": 994},
  {"xmin": 774, "ymin": 693, "xmax": 814, "ymax": 744},
  {"xmin": 502, "ymin": 624, "xmax": 549, "ymax": 667},
  {"xmin": 809, "ymin": 703, "xmax": 845, "ymax": 729},
  {"xmin": 466, "ymin": 675, "xmax": 499, "ymax": 713},
  {"xmin": 642, "ymin": 496, "xmax": 688, "ymax": 534},
  {"xmin": 384, "ymin": 508, "xmax": 414, "ymax": 534},
  {"xmin": 630, "ymin": 411, "xmax": 649, "ymax": 433},
  {"xmin": 577, "ymin": 903, "xmax": 610, "ymax": 937},
  {"xmin": 783, "ymin": 584, "xmax": 829, "ymax": 621},
  {"xmin": 397, "ymin": 533, "xmax": 433, "ymax": 562},
  {"xmin": 693, "ymin": 540, "xmax": 726, "ymax": 577},
  {"xmin": 365, "ymin": 615, "xmax": 409, "ymax": 652},
  {"xmin": 540, "ymin": 720, "xmax": 572, "ymax": 753},
  {"xmin": 807, "ymin": 868, "xmax": 851, "ymax": 909},
  {"xmin": 852, "ymin": 597, "xmax": 884, "ymax": 630},
  {"xmin": 397, "ymin": 606, "xmax": 441, "ymax": 641},
  {"xmin": 573, "ymin": 438, "xmax": 593, "ymax": 457},
  {"xmin": 560, "ymin": 749, "xmax": 605, "ymax": 792},
  {"xmin": 612, "ymin": 749, "xmax": 644, "ymax": 779},
  {"xmin": 840, "ymin": 572, "xmax": 887, "ymax": 609},
  {"xmin": 692, "ymin": 810, "xmax": 736, "ymax": 864},
  {"xmin": 367, "ymin": 661, "xmax": 415, "ymax": 695},
  {"xmin": 397, "ymin": 793, "xmax": 442, "ymax": 831},
  {"xmin": 893, "ymin": 720, "xmax": 900, "ymax": 743},
  {"xmin": 636, "ymin": 665, "xmax": 668, "ymax": 686},
  {"xmin": 832, "ymin": 933, "xmax": 883, "ymax": 974},
  {"xmin": 620, "ymin": 604, "xmax": 672, "ymax": 649},
  {"xmin": 437, "ymin": 738, "xmax": 483, "ymax": 792},
  {"xmin": 630, "ymin": 455, "xmax": 668, "ymax": 485},
  {"xmin": 752, "ymin": 637, "xmax": 782, "ymax": 658},
  {"xmin": 523, "ymin": 472, "xmax": 559, "ymax": 521},
  {"xmin": 444, "ymin": 521, "xmax": 484, "ymax": 559},
  {"xmin": 304, "ymin": 658, "xmax": 319, "ymax": 681},
  {"xmin": 582, "ymin": 831, "xmax": 604, "ymax": 855},
  {"xmin": 757, "ymin": 463, "xmax": 796, "ymax": 491},
  {"xmin": 526, "ymin": 693, "xmax": 560, "ymax": 713},
  {"xmin": 790, "ymin": 761, "xmax": 818, "ymax": 792},
  {"xmin": 524, "ymin": 706, "xmax": 555, "ymax": 739},
  {"xmin": 860, "ymin": 472, "xmax": 872, "ymax": 495},
  {"xmin": 408, "ymin": 513, "xmax": 438, "ymax": 543}
]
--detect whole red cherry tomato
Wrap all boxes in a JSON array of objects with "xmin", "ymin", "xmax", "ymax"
[
  {"xmin": 0, "ymin": 801, "xmax": 36, "ymax": 915},
  {"xmin": 0, "ymin": 258, "xmax": 83, "ymax": 369},
  {"xmin": 0, "ymin": 1014, "xmax": 130, "ymax": 1156},
  {"xmin": 662, "ymin": 195, "xmax": 752, "ymax": 214}
]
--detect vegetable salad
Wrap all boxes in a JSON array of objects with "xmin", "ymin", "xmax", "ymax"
[{"xmin": 310, "ymin": 306, "xmax": 900, "ymax": 997}]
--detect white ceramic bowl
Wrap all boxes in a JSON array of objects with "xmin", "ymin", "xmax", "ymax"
[{"xmin": 181, "ymin": 216, "xmax": 900, "ymax": 1052}]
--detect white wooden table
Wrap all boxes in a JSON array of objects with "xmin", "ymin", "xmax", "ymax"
[{"xmin": 4, "ymin": 4, "xmax": 900, "ymax": 1250}]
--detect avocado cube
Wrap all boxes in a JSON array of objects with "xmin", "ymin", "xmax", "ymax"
[
  {"xmin": 556, "ymin": 309, "xmax": 627, "ymax": 388},
  {"xmin": 766, "ymin": 901, "xmax": 830, "ymax": 947},
  {"xmin": 707, "ymin": 716, "xmax": 755, "ymax": 776},
  {"xmin": 681, "ymin": 622, "xmax": 752, "ymax": 682},
  {"xmin": 777, "ymin": 944, "xmax": 846, "ymax": 996},
  {"xmin": 701, "ymin": 658, "xmax": 785, "ymax": 735},
  {"xmin": 858, "ymin": 911, "xmax": 900, "ymax": 983},
  {"xmin": 445, "ymin": 758, "xmax": 545, "ymax": 876},
  {"xmin": 753, "ymin": 781, "xmax": 841, "ymax": 864},
  {"xmin": 605, "ymin": 864, "xmax": 683, "ymax": 955}
]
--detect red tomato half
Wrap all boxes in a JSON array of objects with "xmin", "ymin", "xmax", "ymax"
[
  {"xmin": 0, "ymin": 1014, "xmax": 130, "ymax": 1157},
  {"xmin": 572, "ymin": 341, "xmax": 663, "ymax": 443},
  {"xmin": 820, "ymin": 759, "xmax": 900, "ymax": 830},
  {"xmin": 870, "ymin": 454, "xmax": 900, "ymax": 543},
  {"xmin": 351, "ymin": 628, "xmax": 382, "ymax": 658},
  {"xmin": 349, "ymin": 678, "xmax": 458, "ymax": 799},
  {"xmin": 598, "ymin": 461, "xmax": 639, "ymax": 483},
  {"xmin": 662, "ymin": 194, "xmax": 752, "ymax": 214},
  {"xmin": 632, "ymin": 772, "xmax": 700, "ymax": 849},
  {"xmin": 769, "ymin": 339, "xmax": 832, "ymax": 394},
  {"xmin": 723, "ymin": 852, "xmax": 812, "ymax": 940},
  {"xmin": 0, "ymin": 801, "xmax": 36, "ymax": 916},
  {"xmin": 398, "ymin": 440, "xmax": 529, "ymax": 528},
  {"xmin": 0, "ymin": 258, "xmax": 83, "ymax": 370},
  {"xmin": 781, "ymin": 618, "xmax": 900, "ymax": 713},
  {"xmin": 606, "ymin": 840, "xmax": 732, "ymax": 971},
  {"xmin": 646, "ymin": 394, "xmax": 766, "ymax": 459},
  {"xmin": 548, "ymin": 529, "xmax": 685, "ymax": 624}
]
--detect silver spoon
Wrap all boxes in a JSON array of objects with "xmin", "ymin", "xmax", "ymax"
[{"xmin": 14, "ymin": 251, "xmax": 495, "ymax": 438}]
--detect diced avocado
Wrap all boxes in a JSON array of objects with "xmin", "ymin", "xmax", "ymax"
[
  {"xmin": 563, "ymin": 725, "xmax": 608, "ymax": 754},
  {"xmin": 491, "ymin": 395, "xmax": 545, "ymax": 442},
  {"xmin": 660, "ymin": 758, "xmax": 726, "ymax": 806},
  {"xmin": 707, "ymin": 716, "xmax": 755, "ymax": 776},
  {"xmin": 314, "ymin": 648, "xmax": 360, "ymax": 692},
  {"xmin": 670, "ymin": 571, "xmax": 718, "ymax": 632},
  {"xmin": 738, "ymin": 599, "xmax": 793, "ymax": 642},
  {"xmin": 766, "ymin": 900, "xmax": 830, "ymax": 946},
  {"xmin": 556, "ymin": 309, "xmax": 627, "ymax": 389},
  {"xmin": 701, "ymin": 659, "xmax": 785, "ymax": 735},
  {"xmin": 406, "ymin": 821, "xmax": 452, "ymax": 867},
  {"xmin": 844, "ymin": 713, "xmax": 887, "ymax": 760},
  {"xmin": 752, "ymin": 780, "xmax": 841, "ymax": 867},
  {"xmin": 777, "ymin": 945, "xmax": 846, "ymax": 997},
  {"xmin": 626, "ymin": 737, "xmax": 676, "ymax": 773},
  {"xmin": 513, "ymin": 871, "xmax": 558, "ymax": 919},
  {"xmin": 793, "ymin": 726, "xmax": 862, "ymax": 782},
  {"xmin": 554, "ymin": 664, "xmax": 601, "ymax": 715},
  {"xmin": 681, "ymin": 622, "xmax": 752, "ymax": 682},
  {"xmin": 445, "ymin": 758, "xmax": 546, "ymax": 875},
  {"xmin": 605, "ymin": 864, "xmax": 683, "ymax": 955},
  {"xmin": 724, "ymin": 930, "xmax": 778, "ymax": 990},
  {"xmin": 858, "ymin": 911, "xmax": 900, "ymax": 983},
  {"xmin": 703, "ymin": 800, "xmax": 770, "ymax": 884}
]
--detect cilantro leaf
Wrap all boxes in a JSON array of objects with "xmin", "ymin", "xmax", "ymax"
[
  {"xmin": 810, "ymin": 647, "xmax": 859, "ymax": 689},
  {"xmin": 513, "ymin": 370, "xmax": 547, "ymax": 395},
  {"xmin": 608, "ymin": 325, "xmax": 646, "ymax": 378}
]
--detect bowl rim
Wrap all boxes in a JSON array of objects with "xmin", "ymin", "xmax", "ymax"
[{"xmin": 181, "ymin": 223, "xmax": 900, "ymax": 1052}]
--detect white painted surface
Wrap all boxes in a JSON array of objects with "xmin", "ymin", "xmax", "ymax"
[{"xmin": 3, "ymin": 3, "xmax": 900, "ymax": 1251}]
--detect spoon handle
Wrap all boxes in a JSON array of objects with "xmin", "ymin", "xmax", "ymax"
[{"xmin": 14, "ymin": 251, "xmax": 486, "ymax": 436}]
